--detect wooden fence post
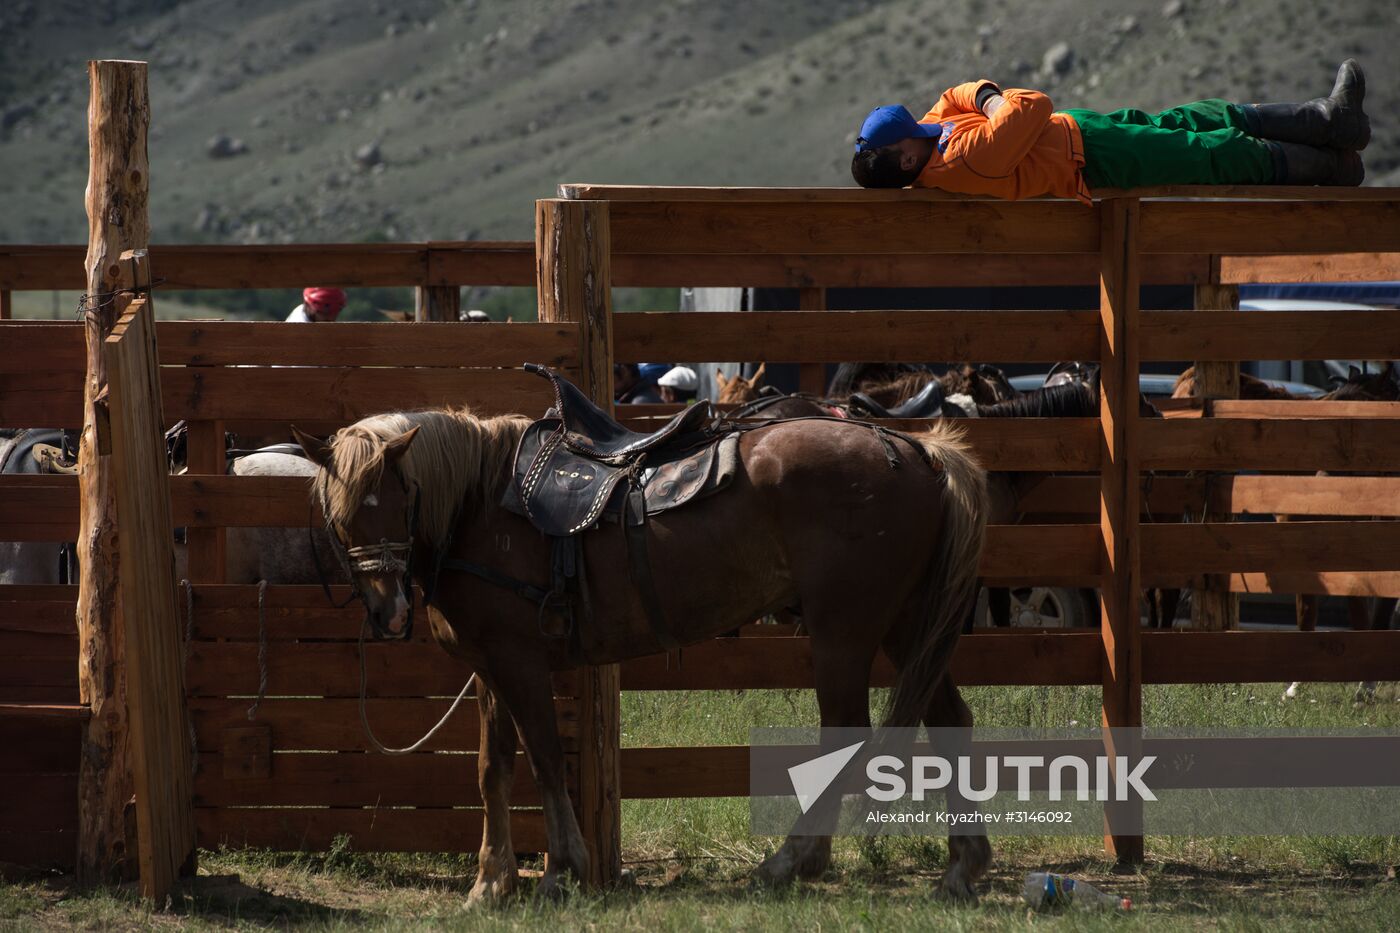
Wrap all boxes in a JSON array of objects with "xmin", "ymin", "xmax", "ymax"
[
  {"xmin": 76, "ymin": 58, "xmax": 149, "ymax": 886},
  {"xmin": 0, "ymin": 289, "xmax": 10, "ymax": 319},
  {"xmin": 1098, "ymin": 198, "xmax": 1143, "ymax": 865},
  {"xmin": 535, "ymin": 198, "xmax": 622, "ymax": 887},
  {"xmin": 797, "ymin": 287, "xmax": 828, "ymax": 395},
  {"xmin": 415, "ymin": 286, "xmax": 461, "ymax": 322},
  {"xmin": 1189, "ymin": 268, "xmax": 1240, "ymax": 631},
  {"xmin": 104, "ymin": 288, "xmax": 196, "ymax": 901}
]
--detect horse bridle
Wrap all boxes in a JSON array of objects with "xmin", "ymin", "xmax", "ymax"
[{"xmin": 317, "ymin": 470, "xmax": 425, "ymax": 642}]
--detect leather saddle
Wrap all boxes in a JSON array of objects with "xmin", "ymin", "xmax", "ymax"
[
  {"xmin": 506, "ymin": 364, "xmax": 739, "ymax": 538},
  {"xmin": 849, "ymin": 379, "xmax": 947, "ymax": 419},
  {"xmin": 1, "ymin": 428, "xmax": 78, "ymax": 477}
]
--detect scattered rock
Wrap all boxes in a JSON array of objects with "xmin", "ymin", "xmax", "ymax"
[
  {"xmin": 1163, "ymin": 0, "xmax": 1186, "ymax": 18},
  {"xmin": 194, "ymin": 205, "xmax": 217, "ymax": 232},
  {"xmin": 385, "ymin": 22, "xmax": 401, "ymax": 38},
  {"xmin": 354, "ymin": 141, "xmax": 382, "ymax": 168},
  {"xmin": 1011, "ymin": 58, "xmax": 1033, "ymax": 77},
  {"xmin": 1042, "ymin": 42, "xmax": 1074, "ymax": 76},
  {"xmin": 1116, "ymin": 14, "xmax": 1140, "ymax": 33},
  {"xmin": 206, "ymin": 134, "xmax": 248, "ymax": 158},
  {"xmin": 251, "ymin": 114, "xmax": 269, "ymax": 128}
]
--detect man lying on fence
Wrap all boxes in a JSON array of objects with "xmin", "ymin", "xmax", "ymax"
[{"xmin": 851, "ymin": 60, "xmax": 1369, "ymax": 200}]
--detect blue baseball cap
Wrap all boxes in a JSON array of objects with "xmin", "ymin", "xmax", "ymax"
[
  {"xmin": 855, "ymin": 105, "xmax": 941, "ymax": 152},
  {"xmin": 637, "ymin": 363, "xmax": 671, "ymax": 384}
]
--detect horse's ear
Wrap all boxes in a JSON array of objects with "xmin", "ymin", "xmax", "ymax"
[
  {"xmin": 751, "ymin": 362, "xmax": 766, "ymax": 386},
  {"xmin": 715, "ymin": 369, "xmax": 729, "ymax": 390},
  {"xmin": 1348, "ymin": 364, "xmax": 1362, "ymax": 381},
  {"xmin": 381, "ymin": 426, "xmax": 421, "ymax": 463},
  {"xmin": 292, "ymin": 426, "xmax": 332, "ymax": 468}
]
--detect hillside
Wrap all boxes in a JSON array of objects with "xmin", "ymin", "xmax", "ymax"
[{"xmin": 1, "ymin": 0, "xmax": 1396, "ymax": 245}]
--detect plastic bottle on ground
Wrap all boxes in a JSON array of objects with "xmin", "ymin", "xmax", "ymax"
[{"xmin": 1022, "ymin": 871, "xmax": 1132, "ymax": 910}]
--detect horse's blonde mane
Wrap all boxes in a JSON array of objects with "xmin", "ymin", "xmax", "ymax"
[{"xmin": 312, "ymin": 408, "xmax": 530, "ymax": 549}]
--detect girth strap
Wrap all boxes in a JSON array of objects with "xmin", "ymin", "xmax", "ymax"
[{"xmin": 624, "ymin": 477, "xmax": 679, "ymax": 649}]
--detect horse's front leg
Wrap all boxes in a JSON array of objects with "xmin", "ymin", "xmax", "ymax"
[
  {"xmin": 494, "ymin": 661, "xmax": 589, "ymax": 897},
  {"xmin": 468, "ymin": 678, "xmax": 520, "ymax": 907}
]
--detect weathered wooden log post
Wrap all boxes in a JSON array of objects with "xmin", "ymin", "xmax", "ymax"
[
  {"xmin": 76, "ymin": 58, "xmax": 149, "ymax": 886},
  {"xmin": 1098, "ymin": 197, "xmax": 1144, "ymax": 865},
  {"xmin": 1189, "ymin": 266, "xmax": 1241, "ymax": 631},
  {"xmin": 535, "ymin": 198, "xmax": 622, "ymax": 888}
]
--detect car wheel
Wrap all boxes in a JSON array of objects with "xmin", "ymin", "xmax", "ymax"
[{"xmin": 981, "ymin": 586, "xmax": 1091, "ymax": 628}]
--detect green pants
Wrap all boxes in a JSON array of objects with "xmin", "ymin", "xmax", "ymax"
[{"xmin": 1065, "ymin": 99, "xmax": 1275, "ymax": 188}]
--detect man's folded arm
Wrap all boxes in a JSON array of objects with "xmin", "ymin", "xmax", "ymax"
[{"xmin": 945, "ymin": 88, "xmax": 1054, "ymax": 178}]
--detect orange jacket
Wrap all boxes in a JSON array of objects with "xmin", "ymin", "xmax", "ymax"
[{"xmin": 913, "ymin": 81, "xmax": 1090, "ymax": 203}]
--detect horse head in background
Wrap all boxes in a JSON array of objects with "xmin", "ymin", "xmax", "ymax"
[{"xmin": 715, "ymin": 363, "xmax": 766, "ymax": 404}]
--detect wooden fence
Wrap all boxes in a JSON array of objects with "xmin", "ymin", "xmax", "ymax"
[{"xmin": 3, "ymin": 187, "xmax": 1400, "ymax": 877}]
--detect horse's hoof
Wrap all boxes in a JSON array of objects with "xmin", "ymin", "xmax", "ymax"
[
  {"xmin": 466, "ymin": 874, "xmax": 516, "ymax": 908},
  {"xmin": 753, "ymin": 851, "xmax": 797, "ymax": 888},
  {"xmin": 939, "ymin": 870, "xmax": 979, "ymax": 905}
]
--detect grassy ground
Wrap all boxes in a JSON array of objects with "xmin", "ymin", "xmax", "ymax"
[{"xmin": 4, "ymin": 682, "xmax": 1398, "ymax": 930}]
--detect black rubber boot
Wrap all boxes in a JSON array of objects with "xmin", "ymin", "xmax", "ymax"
[
  {"xmin": 1268, "ymin": 141, "xmax": 1365, "ymax": 186},
  {"xmin": 1245, "ymin": 59, "xmax": 1370, "ymax": 150}
]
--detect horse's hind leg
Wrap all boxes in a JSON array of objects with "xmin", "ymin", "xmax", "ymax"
[
  {"xmin": 754, "ymin": 636, "xmax": 877, "ymax": 887},
  {"xmin": 926, "ymin": 675, "xmax": 991, "ymax": 903},
  {"xmin": 469, "ymin": 680, "xmax": 520, "ymax": 906}
]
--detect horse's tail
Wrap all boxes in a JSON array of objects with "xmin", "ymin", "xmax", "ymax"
[{"xmin": 882, "ymin": 421, "xmax": 988, "ymax": 730}]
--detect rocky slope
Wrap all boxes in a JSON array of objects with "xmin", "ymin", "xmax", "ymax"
[{"xmin": 0, "ymin": 0, "xmax": 1395, "ymax": 244}]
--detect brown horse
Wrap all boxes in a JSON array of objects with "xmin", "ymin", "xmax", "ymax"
[
  {"xmin": 295, "ymin": 406, "xmax": 990, "ymax": 903},
  {"xmin": 715, "ymin": 363, "xmax": 767, "ymax": 404}
]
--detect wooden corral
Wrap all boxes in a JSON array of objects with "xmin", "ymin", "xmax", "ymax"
[{"xmin": 3, "ymin": 185, "xmax": 1400, "ymax": 886}]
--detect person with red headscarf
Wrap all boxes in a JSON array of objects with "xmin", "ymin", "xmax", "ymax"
[{"xmin": 287, "ymin": 287, "xmax": 348, "ymax": 322}]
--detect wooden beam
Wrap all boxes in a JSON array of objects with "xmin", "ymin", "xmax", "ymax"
[
  {"xmin": 1140, "ymin": 201, "xmax": 1400, "ymax": 254},
  {"xmin": 1141, "ymin": 310, "xmax": 1400, "ymax": 362},
  {"xmin": 1097, "ymin": 197, "xmax": 1142, "ymax": 864},
  {"xmin": 1140, "ymin": 418, "xmax": 1400, "ymax": 471},
  {"xmin": 1140, "ymin": 630, "xmax": 1400, "ymax": 683},
  {"xmin": 535, "ymin": 198, "xmax": 621, "ymax": 888},
  {"xmin": 0, "ymin": 289, "xmax": 10, "ymax": 319},
  {"xmin": 1220, "ymin": 252, "xmax": 1400, "ymax": 284},
  {"xmin": 612, "ymin": 310, "xmax": 1100, "ymax": 364},
  {"xmin": 1189, "ymin": 278, "xmax": 1239, "ymax": 631},
  {"xmin": 414, "ymin": 284, "xmax": 461, "ymax": 322},
  {"xmin": 796, "ymin": 288, "xmax": 827, "ymax": 395},
  {"xmin": 560, "ymin": 183, "xmax": 1400, "ymax": 202},
  {"xmin": 1142, "ymin": 521, "xmax": 1400, "ymax": 574},
  {"xmin": 76, "ymin": 58, "xmax": 147, "ymax": 888},
  {"xmin": 605, "ymin": 200, "xmax": 1100, "ymax": 255},
  {"xmin": 103, "ymin": 297, "xmax": 195, "ymax": 900}
]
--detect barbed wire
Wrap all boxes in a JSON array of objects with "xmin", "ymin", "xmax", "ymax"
[{"xmin": 74, "ymin": 276, "xmax": 167, "ymax": 320}]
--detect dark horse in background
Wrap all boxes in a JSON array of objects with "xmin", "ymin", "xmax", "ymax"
[{"xmin": 296, "ymin": 394, "xmax": 991, "ymax": 903}]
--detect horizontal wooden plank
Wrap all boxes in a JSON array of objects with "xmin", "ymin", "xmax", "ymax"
[
  {"xmin": 0, "ymin": 323, "xmax": 84, "ymax": 373},
  {"xmin": 186, "ymin": 642, "xmax": 483, "ymax": 698},
  {"xmin": 193, "ymin": 750, "xmax": 551, "ymax": 807},
  {"xmin": 606, "ymin": 200, "xmax": 1101, "ymax": 255},
  {"xmin": 620, "ymin": 631, "xmax": 1103, "ymax": 690},
  {"xmin": 0, "ymin": 631, "xmax": 76, "ymax": 661},
  {"xmin": 982, "ymin": 524, "xmax": 1100, "ymax": 583},
  {"xmin": 0, "ymin": 702, "xmax": 87, "ymax": 720},
  {"xmin": 1208, "ymin": 400, "xmax": 1400, "ymax": 419},
  {"xmin": 1140, "ymin": 201, "xmax": 1400, "ymax": 254},
  {"xmin": 0, "ymin": 831, "xmax": 75, "ymax": 868},
  {"xmin": 1141, "ymin": 310, "xmax": 1400, "ymax": 362},
  {"xmin": 0, "ymin": 720, "xmax": 80, "ymax": 772},
  {"xmin": 612, "ymin": 252, "xmax": 1212, "ymax": 288},
  {"xmin": 1220, "ymin": 252, "xmax": 1400, "ymax": 284},
  {"xmin": 0, "ymin": 243, "xmax": 538, "ymax": 290},
  {"xmin": 0, "ymin": 474, "xmax": 78, "ymax": 539},
  {"xmin": 0, "ymin": 372, "xmax": 83, "ymax": 428},
  {"xmin": 161, "ymin": 367, "xmax": 554, "ymax": 422},
  {"xmin": 613, "ymin": 310, "xmax": 1099, "ymax": 364},
  {"xmin": 1016, "ymin": 474, "xmax": 1400, "ymax": 519},
  {"xmin": 191, "ymin": 696, "xmax": 578, "ymax": 753},
  {"xmin": 157, "ymin": 321, "xmax": 576, "ymax": 368},
  {"xmin": 563, "ymin": 183, "xmax": 1400, "ymax": 202},
  {"xmin": 196, "ymin": 806, "xmax": 547, "ymax": 854},
  {"xmin": 1141, "ymin": 521, "xmax": 1400, "ymax": 574},
  {"xmin": 1142, "ymin": 630, "xmax": 1400, "ymax": 683},
  {"xmin": 1222, "ymin": 571, "xmax": 1400, "ymax": 598},
  {"xmin": 0, "ymin": 774, "xmax": 77, "ymax": 831},
  {"xmin": 621, "ymin": 745, "xmax": 750, "ymax": 799},
  {"xmin": 0, "ymin": 657, "xmax": 75, "ymax": 689},
  {"xmin": 1140, "ymin": 418, "xmax": 1400, "ymax": 471},
  {"xmin": 171, "ymin": 474, "xmax": 316, "ymax": 529}
]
